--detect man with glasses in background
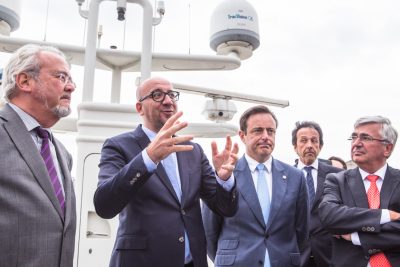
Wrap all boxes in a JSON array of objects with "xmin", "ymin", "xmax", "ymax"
[
  {"xmin": 94, "ymin": 77, "xmax": 239, "ymax": 267},
  {"xmin": 319, "ymin": 116, "xmax": 400, "ymax": 267},
  {"xmin": 0, "ymin": 44, "xmax": 76, "ymax": 267}
]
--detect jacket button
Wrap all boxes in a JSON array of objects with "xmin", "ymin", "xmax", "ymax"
[
  {"xmin": 181, "ymin": 209, "xmax": 186, "ymax": 215},
  {"xmin": 178, "ymin": 236, "xmax": 185, "ymax": 243},
  {"xmin": 129, "ymin": 177, "xmax": 138, "ymax": 185}
]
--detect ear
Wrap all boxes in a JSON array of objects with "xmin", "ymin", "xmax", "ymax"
[
  {"xmin": 136, "ymin": 101, "xmax": 144, "ymax": 115},
  {"xmin": 239, "ymin": 130, "xmax": 246, "ymax": 143},
  {"xmin": 15, "ymin": 72, "xmax": 33, "ymax": 93},
  {"xmin": 384, "ymin": 143, "xmax": 394, "ymax": 158}
]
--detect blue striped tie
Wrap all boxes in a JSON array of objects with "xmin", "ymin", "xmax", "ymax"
[{"xmin": 36, "ymin": 127, "xmax": 65, "ymax": 216}]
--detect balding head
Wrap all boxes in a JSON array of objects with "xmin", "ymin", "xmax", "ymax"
[
  {"xmin": 136, "ymin": 77, "xmax": 172, "ymax": 101},
  {"xmin": 135, "ymin": 77, "xmax": 178, "ymax": 132}
]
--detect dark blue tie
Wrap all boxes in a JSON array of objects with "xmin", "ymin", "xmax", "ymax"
[{"xmin": 304, "ymin": 166, "xmax": 315, "ymax": 205}]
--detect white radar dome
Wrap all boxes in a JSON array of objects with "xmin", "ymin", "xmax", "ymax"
[
  {"xmin": 210, "ymin": 0, "xmax": 259, "ymax": 60},
  {"xmin": 0, "ymin": 0, "xmax": 21, "ymax": 35}
]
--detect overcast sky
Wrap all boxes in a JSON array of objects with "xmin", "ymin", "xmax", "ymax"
[{"xmin": 2, "ymin": 0, "xmax": 400, "ymax": 167}]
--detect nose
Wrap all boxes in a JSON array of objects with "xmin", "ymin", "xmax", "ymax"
[
  {"xmin": 65, "ymin": 81, "xmax": 76, "ymax": 92},
  {"xmin": 162, "ymin": 93, "xmax": 174, "ymax": 104},
  {"xmin": 260, "ymin": 129, "xmax": 272, "ymax": 139}
]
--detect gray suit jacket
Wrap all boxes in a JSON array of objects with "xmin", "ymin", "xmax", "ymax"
[
  {"xmin": 0, "ymin": 104, "xmax": 76, "ymax": 267},
  {"xmin": 297, "ymin": 162, "xmax": 342, "ymax": 267},
  {"xmin": 202, "ymin": 156, "xmax": 309, "ymax": 267},
  {"xmin": 94, "ymin": 125, "xmax": 238, "ymax": 267},
  {"xmin": 319, "ymin": 167, "xmax": 400, "ymax": 267}
]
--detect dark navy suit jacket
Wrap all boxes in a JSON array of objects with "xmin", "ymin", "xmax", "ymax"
[
  {"xmin": 94, "ymin": 125, "xmax": 237, "ymax": 267},
  {"xmin": 297, "ymin": 162, "xmax": 342, "ymax": 267},
  {"xmin": 319, "ymin": 167, "xmax": 400, "ymax": 267}
]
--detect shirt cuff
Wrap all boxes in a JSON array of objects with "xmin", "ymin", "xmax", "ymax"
[
  {"xmin": 351, "ymin": 232, "xmax": 361, "ymax": 246},
  {"xmin": 142, "ymin": 149, "xmax": 157, "ymax": 172},
  {"xmin": 216, "ymin": 174, "xmax": 235, "ymax": 191},
  {"xmin": 381, "ymin": 209, "xmax": 390, "ymax": 224}
]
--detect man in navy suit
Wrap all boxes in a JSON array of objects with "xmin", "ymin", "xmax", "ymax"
[
  {"xmin": 292, "ymin": 121, "xmax": 342, "ymax": 267},
  {"xmin": 94, "ymin": 77, "xmax": 238, "ymax": 267},
  {"xmin": 319, "ymin": 116, "xmax": 400, "ymax": 267},
  {"xmin": 202, "ymin": 105, "xmax": 309, "ymax": 267}
]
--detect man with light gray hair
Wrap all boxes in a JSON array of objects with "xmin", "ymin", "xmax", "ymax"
[
  {"xmin": 319, "ymin": 115, "xmax": 400, "ymax": 267},
  {"xmin": 0, "ymin": 44, "xmax": 76, "ymax": 267}
]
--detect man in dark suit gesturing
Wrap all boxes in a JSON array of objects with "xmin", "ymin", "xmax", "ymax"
[
  {"xmin": 202, "ymin": 105, "xmax": 309, "ymax": 267},
  {"xmin": 0, "ymin": 44, "xmax": 76, "ymax": 267},
  {"xmin": 319, "ymin": 116, "xmax": 400, "ymax": 267},
  {"xmin": 94, "ymin": 77, "xmax": 238, "ymax": 267},
  {"xmin": 292, "ymin": 121, "xmax": 342, "ymax": 267}
]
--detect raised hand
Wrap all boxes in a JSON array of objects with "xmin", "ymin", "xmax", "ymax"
[
  {"xmin": 146, "ymin": 111, "xmax": 194, "ymax": 163},
  {"xmin": 211, "ymin": 136, "xmax": 239, "ymax": 181}
]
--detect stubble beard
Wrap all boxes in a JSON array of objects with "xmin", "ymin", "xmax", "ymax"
[{"xmin": 52, "ymin": 105, "xmax": 71, "ymax": 118}]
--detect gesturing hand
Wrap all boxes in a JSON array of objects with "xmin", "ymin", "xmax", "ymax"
[
  {"xmin": 211, "ymin": 136, "xmax": 239, "ymax": 181},
  {"xmin": 146, "ymin": 111, "xmax": 194, "ymax": 163}
]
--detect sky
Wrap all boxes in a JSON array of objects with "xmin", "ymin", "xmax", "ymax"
[{"xmin": 1, "ymin": 0, "xmax": 400, "ymax": 168}]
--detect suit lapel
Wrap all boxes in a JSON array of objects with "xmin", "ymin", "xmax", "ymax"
[
  {"xmin": 134, "ymin": 126, "xmax": 181, "ymax": 204},
  {"xmin": 235, "ymin": 157, "xmax": 265, "ymax": 227},
  {"xmin": 346, "ymin": 168, "xmax": 369, "ymax": 208},
  {"xmin": 53, "ymin": 139, "xmax": 71, "ymax": 222},
  {"xmin": 380, "ymin": 166, "xmax": 400, "ymax": 208},
  {"xmin": 266, "ymin": 159, "xmax": 287, "ymax": 230},
  {"xmin": 2, "ymin": 106, "xmax": 64, "ymax": 220},
  {"xmin": 176, "ymin": 150, "xmax": 189, "ymax": 205},
  {"xmin": 313, "ymin": 163, "xmax": 327, "ymax": 210}
]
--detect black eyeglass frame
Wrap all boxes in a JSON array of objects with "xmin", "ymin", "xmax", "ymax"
[{"xmin": 139, "ymin": 90, "xmax": 180, "ymax": 103}]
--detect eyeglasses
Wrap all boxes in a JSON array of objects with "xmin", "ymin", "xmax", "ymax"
[
  {"xmin": 348, "ymin": 133, "xmax": 389, "ymax": 144},
  {"xmin": 51, "ymin": 72, "xmax": 76, "ymax": 88},
  {"xmin": 139, "ymin": 90, "xmax": 180, "ymax": 102}
]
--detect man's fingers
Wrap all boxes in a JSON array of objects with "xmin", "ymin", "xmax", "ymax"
[
  {"xmin": 211, "ymin": 141, "xmax": 218, "ymax": 157},
  {"xmin": 231, "ymin": 142, "xmax": 239, "ymax": 154},
  {"xmin": 172, "ymin": 144, "xmax": 194, "ymax": 152},
  {"xmin": 160, "ymin": 111, "xmax": 183, "ymax": 130},
  {"xmin": 220, "ymin": 164, "xmax": 235, "ymax": 172},
  {"xmin": 224, "ymin": 135, "xmax": 232, "ymax": 151},
  {"xmin": 171, "ymin": 135, "xmax": 194, "ymax": 145},
  {"xmin": 229, "ymin": 152, "xmax": 239, "ymax": 163}
]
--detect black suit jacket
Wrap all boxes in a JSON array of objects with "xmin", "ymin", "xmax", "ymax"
[
  {"xmin": 298, "ymin": 162, "xmax": 342, "ymax": 267},
  {"xmin": 318, "ymin": 166, "xmax": 400, "ymax": 267},
  {"xmin": 94, "ymin": 125, "xmax": 238, "ymax": 267}
]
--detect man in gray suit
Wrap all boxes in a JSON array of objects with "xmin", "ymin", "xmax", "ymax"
[
  {"xmin": 292, "ymin": 121, "xmax": 342, "ymax": 267},
  {"xmin": 202, "ymin": 105, "xmax": 309, "ymax": 267},
  {"xmin": 0, "ymin": 44, "xmax": 76, "ymax": 267}
]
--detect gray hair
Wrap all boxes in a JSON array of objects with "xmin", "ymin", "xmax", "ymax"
[
  {"xmin": 2, "ymin": 44, "xmax": 67, "ymax": 102},
  {"xmin": 354, "ymin": 115, "xmax": 398, "ymax": 147}
]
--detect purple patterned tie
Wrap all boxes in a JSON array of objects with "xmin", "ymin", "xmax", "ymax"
[{"xmin": 36, "ymin": 127, "xmax": 65, "ymax": 216}]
